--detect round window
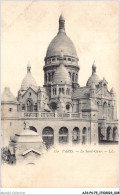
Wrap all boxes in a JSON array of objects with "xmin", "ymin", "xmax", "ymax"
[
  {"xmin": 66, "ymin": 104, "xmax": 70, "ymax": 110},
  {"xmin": 50, "ymin": 102, "xmax": 57, "ymax": 110}
]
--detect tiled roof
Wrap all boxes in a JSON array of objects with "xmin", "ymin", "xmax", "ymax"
[
  {"xmin": 1, "ymin": 87, "xmax": 17, "ymax": 103},
  {"xmin": 72, "ymin": 87, "xmax": 90, "ymax": 99},
  {"xmin": 82, "ymin": 99, "xmax": 98, "ymax": 111}
]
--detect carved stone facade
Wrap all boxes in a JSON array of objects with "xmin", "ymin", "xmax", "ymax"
[{"xmin": 1, "ymin": 14, "xmax": 118, "ymax": 150}]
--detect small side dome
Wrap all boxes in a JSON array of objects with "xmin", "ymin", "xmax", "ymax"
[
  {"xmin": 110, "ymin": 87, "xmax": 115, "ymax": 94},
  {"xmin": 21, "ymin": 63, "xmax": 37, "ymax": 91},
  {"xmin": 53, "ymin": 63, "xmax": 71, "ymax": 84},
  {"xmin": 16, "ymin": 130, "xmax": 38, "ymax": 136},
  {"xmin": 86, "ymin": 62, "xmax": 101, "ymax": 87},
  {"xmin": 12, "ymin": 130, "xmax": 43, "ymax": 143},
  {"xmin": 1, "ymin": 87, "xmax": 17, "ymax": 103}
]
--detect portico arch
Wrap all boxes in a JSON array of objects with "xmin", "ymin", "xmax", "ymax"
[
  {"xmin": 42, "ymin": 127, "xmax": 54, "ymax": 149},
  {"xmin": 106, "ymin": 126, "xmax": 112, "ymax": 141},
  {"xmin": 29, "ymin": 126, "xmax": 37, "ymax": 132},
  {"xmin": 59, "ymin": 127, "xmax": 68, "ymax": 144},
  {"xmin": 72, "ymin": 127, "xmax": 80, "ymax": 144}
]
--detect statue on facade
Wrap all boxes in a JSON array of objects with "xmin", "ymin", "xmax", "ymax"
[{"xmin": 24, "ymin": 121, "xmax": 29, "ymax": 130}]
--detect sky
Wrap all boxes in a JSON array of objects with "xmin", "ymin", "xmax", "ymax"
[{"xmin": 1, "ymin": 1, "xmax": 119, "ymax": 102}]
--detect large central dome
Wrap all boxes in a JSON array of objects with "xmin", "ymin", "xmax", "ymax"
[
  {"xmin": 46, "ymin": 32, "xmax": 77, "ymax": 58},
  {"xmin": 46, "ymin": 14, "xmax": 78, "ymax": 58}
]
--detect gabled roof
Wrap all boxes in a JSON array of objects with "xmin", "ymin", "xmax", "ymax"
[
  {"xmin": 22, "ymin": 148, "xmax": 41, "ymax": 156},
  {"xmin": 72, "ymin": 87, "xmax": 90, "ymax": 99},
  {"xmin": 21, "ymin": 86, "xmax": 38, "ymax": 98},
  {"xmin": 82, "ymin": 99, "xmax": 98, "ymax": 112},
  {"xmin": 96, "ymin": 86, "xmax": 111, "ymax": 99}
]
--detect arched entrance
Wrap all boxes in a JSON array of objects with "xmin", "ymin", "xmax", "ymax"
[
  {"xmin": 103, "ymin": 102, "xmax": 107, "ymax": 118},
  {"xmin": 42, "ymin": 127, "xmax": 54, "ymax": 149},
  {"xmin": 106, "ymin": 126, "xmax": 112, "ymax": 141},
  {"xmin": 113, "ymin": 127, "xmax": 118, "ymax": 141},
  {"xmin": 72, "ymin": 127, "xmax": 80, "ymax": 144},
  {"xmin": 59, "ymin": 127, "xmax": 68, "ymax": 144},
  {"xmin": 26, "ymin": 98, "xmax": 33, "ymax": 112},
  {"xmin": 82, "ymin": 127, "xmax": 87, "ymax": 145},
  {"xmin": 29, "ymin": 126, "xmax": 37, "ymax": 132}
]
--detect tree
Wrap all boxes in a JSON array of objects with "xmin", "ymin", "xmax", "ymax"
[{"xmin": 1, "ymin": 147, "xmax": 16, "ymax": 164}]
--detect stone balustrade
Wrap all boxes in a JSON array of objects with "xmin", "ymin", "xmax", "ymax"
[{"xmin": 23, "ymin": 112, "xmax": 89, "ymax": 119}]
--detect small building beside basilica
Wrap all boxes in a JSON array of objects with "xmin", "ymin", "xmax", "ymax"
[{"xmin": 1, "ymin": 14, "xmax": 118, "ymax": 154}]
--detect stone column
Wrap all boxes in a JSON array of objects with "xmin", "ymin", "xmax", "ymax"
[
  {"xmin": 56, "ymin": 85, "xmax": 59, "ymax": 96},
  {"xmin": 68, "ymin": 127, "xmax": 73, "ymax": 146},
  {"xmin": 54, "ymin": 127, "xmax": 59, "ymax": 147},
  {"xmin": 87, "ymin": 127, "xmax": 91, "ymax": 144},
  {"xmin": 101, "ymin": 126, "xmax": 106, "ymax": 140}
]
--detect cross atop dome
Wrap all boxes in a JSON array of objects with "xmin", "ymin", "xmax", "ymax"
[
  {"xmin": 92, "ymin": 61, "xmax": 96, "ymax": 74},
  {"xmin": 59, "ymin": 12, "xmax": 65, "ymax": 21},
  {"xmin": 27, "ymin": 61, "xmax": 31, "ymax": 73}
]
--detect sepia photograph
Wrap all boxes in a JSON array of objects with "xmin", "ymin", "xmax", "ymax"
[{"xmin": 1, "ymin": 0, "xmax": 119, "ymax": 190}]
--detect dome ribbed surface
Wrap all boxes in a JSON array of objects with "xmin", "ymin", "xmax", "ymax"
[
  {"xmin": 46, "ymin": 32, "xmax": 77, "ymax": 58},
  {"xmin": 2, "ymin": 87, "xmax": 17, "ymax": 103},
  {"xmin": 53, "ymin": 63, "xmax": 71, "ymax": 84},
  {"xmin": 21, "ymin": 72, "xmax": 37, "ymax": 91},
  {"xmin": 86, "ymin": 73, "xmax": 101, "ymax": 87}
]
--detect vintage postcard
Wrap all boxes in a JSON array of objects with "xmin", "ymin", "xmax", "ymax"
[{"xmin": 1, "ymin": 0, "xmax": 119, "ymax": 190}]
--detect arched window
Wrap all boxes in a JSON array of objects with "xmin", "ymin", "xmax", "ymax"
[
  {"xmin": 55, "ymin": 88, "xmax": 56, "ymax": 95},
  {"xmin": 62, "ymin": 88, "xmax": 64, "ymax": 94},
  {"xmin": 82, "ymin": 127, "xmax": 87, "ymax": 145},
  {"xmin": 22, "ymin": 104, "xmax": 25, "ymax": 111},
  {"xmin": 106, "ymin": 126, "xmax": 112, "ymax": 141},
  {"xmin": 34, "ymin": 103, "xmax": 37, "ymax": 112},
  {"xmin": 72, "ymin": 73, "xmax": 75, "ymax": 82},
  {"xmin": 48, "ymin": 73, "xmax": 50, "ymax": 82},
  {"xmin": 59, "ymin": 88, "xmax": 61, "ymax": 94},
  {"xmin": 53, "ymin": 88, "xmax": 54, "ymax": 95},
  {"xmin": 52, "ymin": 72, "xmax": 54, "ymax": 80},
  {"xmin": 26, "ymin": 98, "xmax": 33, "ymax": 112},
  {"xmin": 103, "ymin": 102, "xmax": 107, "ymax": 118},
  {"xmin": 42, "ymin": 127, "xmax": 54, "ymax": 149},
  {"xmin": 59, "ymin": 127, "xmax": 68, "ymax": 144},
  {"xmin": 66, "ymin": 88, "xmax": 69, "ymax": 95},
  {"xmin": 73, "ymin": 127, "xmax": 80, "ymax": 144},
  {"xmin": 29, "ymin": 126, "xmax": 37, "ymax": 132},
  {"xmin": 75, "ymin": 74, "xmax": 78, "ymax": 83}
]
